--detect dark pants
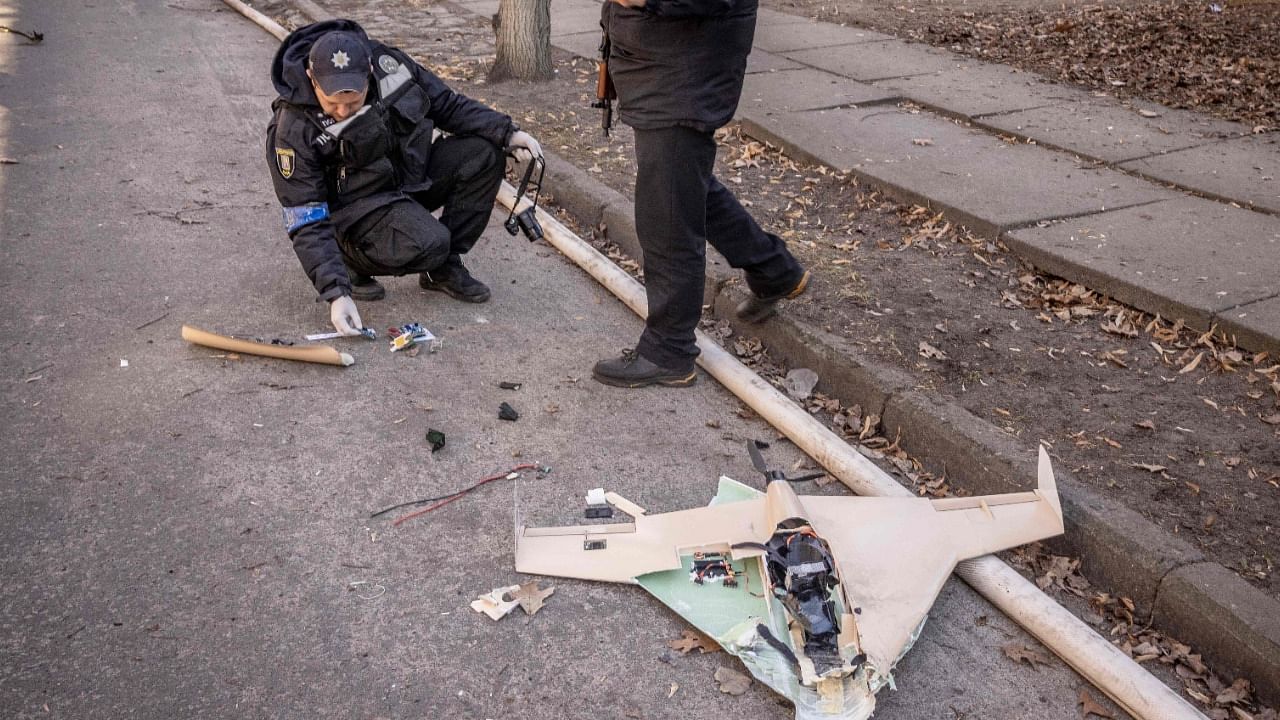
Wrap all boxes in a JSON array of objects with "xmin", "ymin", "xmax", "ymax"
[
  {"xmin": 633, "ymin": 125, "xmax": 804, "ymax": 368},
  {"xmin": 338, "ymin": 135, "xmax": 504, "ymax": 278}
]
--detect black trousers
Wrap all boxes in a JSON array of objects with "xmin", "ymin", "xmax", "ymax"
[
  {"xmin": 633, "ymin": 125, "xmax": 804, "ymax": 367},
  {"xmin": 338, "ymin": 135, "xmax": 504, "ymax": 278}
]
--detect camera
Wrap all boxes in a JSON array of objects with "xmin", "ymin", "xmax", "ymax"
[
  {"xmin": 505, "ymin": 155, "xmax": 546, "ymax": 243},
  {"xmin": 505, "ymin": 206, "xmax": 543, "ymax": 242}
]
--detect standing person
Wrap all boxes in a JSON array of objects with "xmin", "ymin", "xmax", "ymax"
[
  {"xmin": 591, "ymin": 0, "xmax": 810, "ymax": 388},
  {"xmin": 267, "ymin": 20, "xmax": 542, "ymax": 336}
]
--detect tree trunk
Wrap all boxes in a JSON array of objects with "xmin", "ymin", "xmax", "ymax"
[{"xmin": 488, "ymin": 0, "xmax": 554, "ymax": 82}]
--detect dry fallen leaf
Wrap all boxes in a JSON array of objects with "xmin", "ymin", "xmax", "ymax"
[
  {"xmin": 1131, "ymin": 463, "xmax": 1167, "ymax": 473},
  {"xmin": 1179, "ymin": 351, "xmax": 1205, "ymax": 374},
  {"xmin": 714, "ymin": 666, "xmax": 752, "ymax": 696},
  {"xmin": 510, "ymin": 581, "xmax": 555, "ymax": 616},
  {"xmin": 1078, "ymin": 688, "xmax": 1115, "ymax": 718},
  {"xmin": 911, "ymin": 137, "xmax": 934, "ymax": 146},
  {"xmin": 1002, "ymin": 642, "xmax": 1054, "ymax": 670},
  {"xmin": 918, "ymin": 341, "xmax": 947, "ymax": 360},
  {"xmin": 1215, "ymin": 678, "xmax": 1252, "ymax": 705},
  {"xmin": 1134, "ymin": 419, "xmax": 1156, "ymax": 430},
  {"xmin": 667, "ymin": 628, "xmax": 721, "ymax": 655},
  {"xmin": 1260, "ymin": 413, "xmax": 1280, "ymax": 426}
]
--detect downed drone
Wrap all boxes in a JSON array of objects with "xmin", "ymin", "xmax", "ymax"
[{"xmin": 516, "ymin": 443, "xmax": 1064, "ymax": 719}]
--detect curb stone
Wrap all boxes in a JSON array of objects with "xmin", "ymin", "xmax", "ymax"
[
  {"xmin": 283, "ymin": 0, "xmax": 1280, "ymax": 704},
  {"xmin": 1156, "ymin": 564, "xmax": 1280, "ymax": 704},
  {"xmin": 537, "ymin": 146, "xmax": 1280, "ymax": 706}
]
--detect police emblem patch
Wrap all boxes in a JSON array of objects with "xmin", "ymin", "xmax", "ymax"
[
  {"xmin": 275, "ymin": 148, "xmax": 295, "ymax": 179},
  {"xmin": 378, "ymin": 54, "xmax": 399, "ymax": 74}
]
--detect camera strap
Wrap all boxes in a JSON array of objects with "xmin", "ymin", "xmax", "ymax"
[{"xmin": 504, "ymin": 156, "xmax": 545, "ymax": 231}]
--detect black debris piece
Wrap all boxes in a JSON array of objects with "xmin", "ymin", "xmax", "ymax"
[
  {"xmin": 498, "ymin": 402, "xmax": 520, "ymax": 421},
  {"xmin": 498, "ymin": 381, "xmax": 522, "ymax": 390},
  {"xmin": 425, "ymin": 429, "xmax": 446, "ymax": 452}
]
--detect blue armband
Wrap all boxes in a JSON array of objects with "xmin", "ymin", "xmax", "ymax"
[{"xmin": 282, "ymin": 202, "xmax": 330, "ymax": 233}]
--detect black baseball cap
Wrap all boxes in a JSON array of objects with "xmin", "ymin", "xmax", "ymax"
[{"xmin": 308, "ymin": 31, "xmax": 371, "ymax": 95}]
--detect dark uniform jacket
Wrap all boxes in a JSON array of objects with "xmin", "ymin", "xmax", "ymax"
[
  {"xmin": 603, "ymin": 0, "xmax": 758, "ymax": 133},
  {"xmin": 267, "ymin": 20, "xmax": 514, "ymax": 301}
]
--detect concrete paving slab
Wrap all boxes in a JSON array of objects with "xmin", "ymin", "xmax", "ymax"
[
  {"xmin": 549, "ymin": 3, "xmax": 604, "ymax": 35},
  {"xmin": 786, "ymin": 40, "xmax": 963, "ymax": 82},
  {"xmin": 745, "ymin": 49, "xmax": 802, "ymax": 74},
  {"xmin": 1217, "ymin": 294, "xmax": 1280, "ymax": 356},
  {"xmin": 756, "ymin": 7, "xmax": 815, "ymax": 25},
  {"xmin": 977, "ymin": 99, "xmax": 1250, "ymax": 164},
  {"xmin": 551, "ymin": 29, "xmax": 600, "ymax": 60},
  {"xmin": 1120, "ymin": 133, "xmax": 1280, "ymax": 215},
  {"xmin": 873, "ymin": 63, "xmax": 1099, "ymax": 120},
  {"xmin": 752, "ymin": 19, "xmax": 894, "ymax": 53},
  {"xmin": 738, "ymin": 67, "xmax": 898, "ymax": 115},
  {"xmin": 1004, "ymin": 197, "xmax": 1280, "ymax": 331},
  {"xmin": 740, "ymin": 105, "xmax": 1176, "ymax": 235}
]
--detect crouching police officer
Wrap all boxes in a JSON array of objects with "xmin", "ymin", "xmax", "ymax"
[{"xmin": 267, "ymin": 20, "xmax": 542, "ymax": 336}]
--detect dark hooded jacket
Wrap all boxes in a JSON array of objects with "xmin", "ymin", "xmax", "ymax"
[
  {"xmin": 603, "ymin": 0, "xmax": 758, "ymax": 133},
  {"xmin": 267, "ymin": 20, "xmax": 515, "ymax": 301}
]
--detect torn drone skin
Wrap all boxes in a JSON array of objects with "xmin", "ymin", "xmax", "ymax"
[{"xmin": 515, "ymin": 447, "xmax": 1064, "ymax": 718}]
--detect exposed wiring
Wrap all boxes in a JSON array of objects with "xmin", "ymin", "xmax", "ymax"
[{"xmin": 387, "ymin": 463, "xmax": 540, "ymax": 526}]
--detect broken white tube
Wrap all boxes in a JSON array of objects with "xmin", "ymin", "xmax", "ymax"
[
  {"xmin": 496, "ymin": 182, "xmax": 1206, "ymax": 720},
  {"xmin": 220, "ymin": 0, "xmax": 287, "ymax": 40}
]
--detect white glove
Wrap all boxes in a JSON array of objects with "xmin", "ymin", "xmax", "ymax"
[
  {"xmin": 508, "ymin": 130, "xmax": 542, "ymax": 163},
  {"xmin": 329, "ymin": 294, "xmax": 364, "ymax": 336}
]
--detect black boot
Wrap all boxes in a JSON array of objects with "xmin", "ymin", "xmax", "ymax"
[
  {"xmin": 592, "ymin": 349, "xmax": 696, "ymax": 388},
  {"xmin": 736, "ymin": 269, "xmax": 810, "ymax": 323},
  {"xmin": 419, "ymin": 258, "xmax": 490, "ymax": 303},
  {"xmin": 349, "ymin": 274, "xmax": 386, "ymax": 301}
]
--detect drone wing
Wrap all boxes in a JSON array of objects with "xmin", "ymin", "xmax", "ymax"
[
  {"xmin": 515, "ymin": 495, "xmax": 771, "ymax": 584},
  {"xmin": 801, "ymin": 446, "xmax": 1064, "ymax": 673}
]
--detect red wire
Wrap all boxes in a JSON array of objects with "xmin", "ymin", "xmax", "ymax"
[{"xmin": 391, "ymin": 463, "xmax": 538, "ymax": 527}]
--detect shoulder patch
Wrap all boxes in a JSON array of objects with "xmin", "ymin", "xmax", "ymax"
[
  {"xmin": 275, "ymin": 147, "xmax": 295, "ymax": 179},
  {"xmin": 378, "ymin": 54, "xmax": 399, "ymax": 74}
]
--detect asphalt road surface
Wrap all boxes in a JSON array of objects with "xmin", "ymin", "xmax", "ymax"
[{"xmin": 0, "ymin": 1, "xmax": 1129, "ymax": 718}]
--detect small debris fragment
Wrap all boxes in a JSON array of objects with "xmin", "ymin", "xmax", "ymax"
[
  {"xmin": 498, "ymin": 402, "xmax": 520, "ymax": 421},
  {"xmin": 119, "ymin": 359, "xmax": 129, "ymax": 368},
  {"xmin": 425, "ymin": 429, "xmax": 446, "ymax": 453},
  {"xmin": 499, "ymin": 381, "xmax": 522, "ymax": 390},
  {"xmin": 470, "ymin": 585, "xmax": 521, "ymax": 620}
]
